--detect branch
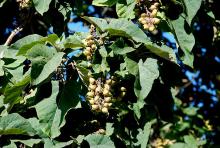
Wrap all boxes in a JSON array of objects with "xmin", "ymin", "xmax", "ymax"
[{"xmin": 4, "ymin": 26, "xmax": 23, "ymax": 46}]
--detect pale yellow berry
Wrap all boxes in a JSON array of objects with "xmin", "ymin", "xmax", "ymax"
[
  {"xmin": 144, "ymin": 24, "xmax": 149, "ymax": 30},
  {"xmin": 101, "ymin": 107, "xmax": 108, "ymax": 113},
  {"xmin": 153, "ymin": 18, "xmax": 160, "ymax": 24},
  {"xmin": 86, "ymin": 35, "xmax": 94, "ymax": 40},
  {"xmin": 91, "ymin": 44, "xmax": 97, "ymax": 50},
  {"xmin": 149, "ymin": 5, "xmax": 157, "ymax": 11},
  {"xmin": 106, "ymin": 79, "xmax": 112, "ymax": 85},
  {"xmin": 92, "ymin": 105, "xmax": 99, "ymax": 110},
  {"xmin": 104, "ymin": 97, "xmax": 111, "ymax": 102},
  {"xmin": 120, "ymin": 87, "xmax": 126, "ymax": 92},
  {"xmin": 149, "ymin": 25, "xmax": 155, "ymax": 32},
  {"xmin": 141, "ymin": 13, "xmax": 147, "ymax": 17},
  {"xmin": 87, "ymin": 91, "xmax": 95, "ymax": 97},
  {"xmin": 151, "ymin": 9, "xmax": 158, "ymax": 17},
  {"xmin": 103, "ymin": 89, "xmax": 110, "ymax": 96},
  {"xmin": 89, "ymin": 100, "xmax": 95, "ymax": 105},
  {"xmin": 89, "ymin": 77, "xmax": 96, "ymax": 84},
  {"xmin": 89, "ymin": 84, "xmax": 97, "ymax": 90},
  {"xmin": 94, "ymin": 95, "xmax": 100, "ymax": 102}
]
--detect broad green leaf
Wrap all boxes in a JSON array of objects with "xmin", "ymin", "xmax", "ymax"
[
  {"xmin": 125, "ymin": 57, "xmax": 138, "ymax": 75},
  {"xmin": 43, "ymin": 138, "xmax": 74, "ymax": 148},
  {"xmin": 64, "ymin": 34, "xmax": 84, "ymax": 49},
  {"xmin": 34, "ymin": 81, "xmax": 80, "ymax": 138},
  {"xmin": 184, "ymin": 135, "xmax": 197, "ymax": 148},
  {"xmin": 134, "ymin": 58, "xmax": 159, "ymax": 101},
  {"xmin": 34, "ymin": 81, "xmax": 61, "ymax": 138},
  {"xmin": 31, "ymin": 52, "xmax": 64, "ymax": 85},
  {"xmin": 110, "ymin": 38, "xmax": 136, "ymax": 55},
  {"xmin": 3, "ymin": 75, "xmax": 30, "ymax": 105},
  {"xmin": 27, "ymin": 44, "xmax": 57, "ymax": 60},
  {"xmin": 133, "ymin": 101, "xmax": 144, "ymax": 119},
  {"xmin": 92, "ymin": 0, "xmax": 118, "ymax": 6},
  {"xmin": 116, "ymin": 0, "xmax": 136, "ymax": 19},
  {"xmin": 12, "ymin": 139, "xmax": 42, "ymax": 147},
  {"xmin": 170, "ymin": 143, "xmax": 188, "ymax": 148},
  {"xmin": 0, "ymin": 60, "xmax": 4, "ymax": 76},
  {"xmin": 183, "ymin": 0, "xmax": 202, "ymax": 25},
  {"xmin": 0, "ymin": 45, "xmax": 7, "ymax": 59},
  {"xmin": 135, "ymin": 122, "xmax": 152, "ymax": 148},
  {"xmin": 28, "ymin": 118, "xmax": 48, "ymax": 138},
  {"xmin": 15, "ymin": 34, "xmax": 43, "ymax": 55},
  {"xmin": 32, "ymin": 0, "xmax": 52, "ymax": 15},
  {"xmin": 0, "ymin": 113, "xmax": 36, "ymax": 136},
  {"xmin": 85, "ymin": 134, "xmax": 115, "ymax": 148},
  {"xmin": 182, "ymin": 107, "xmax": 198, "ymax": 116},
  {"xmin": 84, "ymin": 17, "xmax": 177, "ymax": 62},
  {"xmin": 106, "ymin": 123, "xmax": 114, "ymax": 136},
  {"xmin": 171, "ymin": 17, "xmax": 195, "ymax": 67},
  {"xmin": 3, "ymin": 142, "xmax": 17, "ymax": 148}
]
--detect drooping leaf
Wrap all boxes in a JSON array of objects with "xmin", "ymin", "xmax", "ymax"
[
  {"xmin": 134, "ymin": 58, "xmax": 159, "ymax": 101},
  {"xmin": 84, "ymin": 134, "xmax": 115, "ymax": 148},
  {"xmin": 116, "ymin": 0, "xmax": 136, "ymax": 19},
  {"xmin": 0, "ymin": 60, "xmax": 4, "ymax": 76},
  {"xmin": 12, "ymin": 139, "xmax": 42, "ymax": 147},
  {"xmin": 171, "ymin": 17, "xmax": 195, "ymax": 67},
  {"xmin": 183, "ymin": 0, "xmax": 202, "ymax": 25},
  {"xmin": 124, "ymin": 57, "xmax": 138, "ymax": 75},
  {"xmin": 32, "ymin": 0, "xmax": 53, "ymax": 15},
  {"xmin": 92, "ymin": 0, "xmax": 118, "ymax": 6},
  {"xmin": 0, "ymin": 113, "xmax": 36, "ymax": 136},
  {"xmin": 31, "ymin": 52, "xmax": 64, "ymax": 85},
  {"xmin": 63, "ymin": 34, "xmax": 84, "ymax": 49}
]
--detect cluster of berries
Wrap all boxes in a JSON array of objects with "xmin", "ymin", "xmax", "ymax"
[
  {"xmin": 137, "ymin": 1, "xmax": 160, "ymax": 33},
  {"xmin": 83, "ymin": 25, "xmax": 97, "ymax": 60},
  {"xmin": 16, "ymin": 0, "xmax": 32, "ymax": 9},
  {"xmin": 151, "ymin": 138, "xmax": 175, "ymax": 148},
  {"xmin": 86, "ymin": 76, "xmax": 126, "ymax": 114}
]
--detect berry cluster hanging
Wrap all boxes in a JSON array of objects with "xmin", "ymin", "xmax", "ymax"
[
  {"xmin": 137, "ymin": 0, "xmax": 160, "ymax": 33},
  {"xmin": 86, "ymin": 76, "xmax": 126, "ymax": 114}
]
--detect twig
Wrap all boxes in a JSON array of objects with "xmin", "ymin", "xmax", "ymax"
[{"xmin": 4, "ymin": 26, "xmax": 23, "ymax": 46}]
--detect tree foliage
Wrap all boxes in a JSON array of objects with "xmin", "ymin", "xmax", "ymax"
[{"xmin": 0, "ymin": 0, "xmax": 220, "ymax": 147}]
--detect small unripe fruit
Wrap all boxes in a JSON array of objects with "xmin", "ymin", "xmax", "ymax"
[
  {"xmin": 138, "ymin": 17, "xmax": 144, "ymax": 23},
  {"xmin": 89, "ymin": 100, "xmax": 95, "ymax": 105},
  {"xmin": 104, "ymin": 84, "xmax": 110, "ymax": 90},
  {"xmin": 98, "ymin": 129, "xmax": 106, "ymax": 134},
  {"xmin": 149, "ymin": 5, "xmax": 156, "ymax": 11},
  {"xmin": 86, "ymin": 47, "xmax": 91, "ymax": 51},
  {"xmin": 153, "ymin": 18, "xmax": 160, "ymax": 24},
  {"xmin": 149, "ymin": 25, "xmax": 155, "ymax": 32},
  {"xmin": 111, "ymin": 80, "xmax": 116, "ymax": 85},
  {"xmin": 151, "ymin": 9, "xmax": 158, "ymax": 17},
  {"xmin": 106, "ymin": 79, "xmax": 112, "ymax": 85},
  {"xmin": 154, "ymin": 2, "xmax": 160, "ymax": 7},
  {"xmin": 120, "ymin": 91, "xmax": 126, "ymax": 97},
  {"xmin": 144, "ymin": 24, "xmax": 149, "ymax": 30},
  {"xmin": 87, "ymin": 91, "xmax": 95, "ymax": 97},
  {"xmin": 92, "ymin": 105, "xmax": 99, "ymax": 110},
  {"xmin": 87, "ymin": 40, "xmax": 95, "ymax": 46},
  {"xmin": 103, "ymin": 103, "xmax": 109, "ymax": 107},
  {"xmin": 94, "ymin": 95, "xmax": 100, "ymax": 102},
  {"xmin": 102, "ymin": 107, "xmax": 108, "ymax": 113},
  {"xmin": 91, "ymin": 44, "xmax": 97, "ymax": 50},
  {"xmin": 87, "ymin": 55, "xmax": 92, "ymax": 60},
  {"xmin": 83, "ymin": 50, "xmax": 90, "ymax": 56},
  {"xmin": 95, "ymin": 86, "xmax": 102, "ymax": 93},
  {"xmin": 86, "ymin": 35, "xmax": 94, "ymax": 40},
  {"xmin": 89, "ymin": 84, "xmax": 97, "ymax": 90},
  {"xmin": 141, "ymin": 13, "xmax": 147, "ymax": 17},
  {"xmin": 108, "ymin": 103, "xmax": 112, "ymax": 107},
  {"xmin": 103, "ymin": 89, "xmax": 110, "ymax": 96},
  {"xmin": 89, "ymin": 77, "xmax": 96, "ymax": 84},
  {"xmin": 104, "ymin": 97, "xmax": 111, "ymax": 102},
  {"xmin": 120, "ymin": 87, "xmax": 126, "ymax": 92}
]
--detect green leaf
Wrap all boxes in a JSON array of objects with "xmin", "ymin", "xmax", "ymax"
[
  {"xmin": 92, "ymin": 0, "xmax": 118, "ymax": 6},
  {"xmin": 106, "ymin": 123, "xmax": 114, "ymax": 136},
  {"xmin": 171, "ymin": 17, "xmax": 195, "ymax": 67},
  {"xmin": 125, "ymin": 57, "xmax": 138, "ymax": 75},
  {"xmin": 135, "ymin": 122, "xmax": 152, "ymax": 148},
  {"xmin": 85, "ymin": 134, "xmax": 115, "ymax": 148},
  {"xmin": 184, "ymin": 135, "xmax": 197, "ymax": 148},
  {"xmin": 0, "ymin": 45, "xmax": 7, "ymax": 59},
  {"xmin": 0, "ymin": 113, "xmax": 36, "ymax": 136},
  {"xmin": 34, "ymin": 81, "xmax": 61, "ymax": 138},
  {"xmin": 0, "ymin": 60, "xmax": 4, "ymax": 76},
  {"xmin": 183, "ymin": 0, "xmax": 202, "ymax": 25},
  {"xmin": 170, "ymin": 143, "xmax": 188, "ymax": 148},
  {"xmin": 110, "ymin": 38, "xmax": 136, "ymax": 55},
  {"xmin": 134, "ymin": 58, "xmax": 159, "ymax": 101},
  {"xmin": 32, "ymin": 0, "xmax": 52, "ymax": 15},
  {"xmin": 43, "ymin": 139, "xmax": 74, "ymax": 148},
  {"xmin": 12, "ymin": 139, "xmax": 42, "ymax": 147},
  {"xmin": 34, "ymin": 80, "xmax": 80, "ymax": 138},
  {"xmin": 84, "ymin": 17, "xmax": 177, "ymax": 62},
  {"xmin": 64, "ymin": 34, "xmax": 84, "ymax": 49},
  {"xmin": 182, "ymin": 107, "xmax": 198, "ymax": 116},
  {"xmin": 116, "ymin": 0, "xmax": 136, "ymax": 19},
  {"xmin": 31, "ymin": 52, "xmax": 64, "ymax": 85},
  {"xmin": 3, "ymin": 142, "xmax": 17, "ymax": 148}
]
